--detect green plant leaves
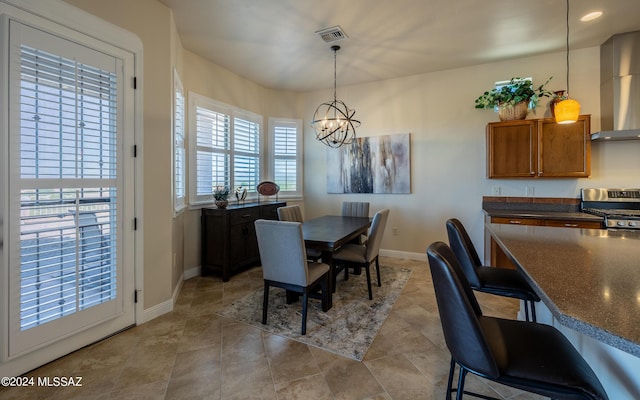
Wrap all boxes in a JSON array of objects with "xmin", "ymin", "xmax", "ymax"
[{"xmin": 474, "ymin": 77, "xmax": 554, "ymax": 109}]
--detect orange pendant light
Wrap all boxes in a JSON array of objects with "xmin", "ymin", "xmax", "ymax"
[
  {"xmin": 556, "ymin": 0, "xmax": 580, "ymax": 124},
  {"xmin": 555, "ymin": 98, "xmax": 580, "ymax": 124}
]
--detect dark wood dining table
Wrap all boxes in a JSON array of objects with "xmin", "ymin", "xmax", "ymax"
[{"xmin": 302, "ymin": 215, "xmax": 372, "ymax": 308}]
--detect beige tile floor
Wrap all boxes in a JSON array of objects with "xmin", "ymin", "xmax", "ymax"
[{"xmin": 0, "ymin": 257, "xmax": 547, "ymax": 400}]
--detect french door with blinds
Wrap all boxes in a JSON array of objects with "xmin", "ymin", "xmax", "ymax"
[{"xmin": 5, "ymin": 21, "xmax": 135, "ymax": 360}]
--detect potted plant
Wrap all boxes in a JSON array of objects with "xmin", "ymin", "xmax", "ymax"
[
  {"xmin": 213, "ymin": 186, "xmax": 230, "ymax": 209},
  {"xmin": 474, "ymin": 77, "xmax": 554, "ymax": 121}
]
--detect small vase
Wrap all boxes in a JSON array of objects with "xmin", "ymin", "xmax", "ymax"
[
  {"xmin": 215, "ymin": 200, "xmax": 228, "ymax": 209},
  {"xmin": 550, "ymin": 90, "xmax": 565, "ymax": 118}
]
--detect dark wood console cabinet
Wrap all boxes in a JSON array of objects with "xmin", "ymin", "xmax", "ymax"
[{"xmin": 201, "ymin": 201, "xmax": 285, "ymax": 281}]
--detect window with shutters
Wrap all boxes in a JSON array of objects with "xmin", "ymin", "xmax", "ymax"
[
  {"xmin": 269, "ymin": 118, "xmax": 302, "ymax": 197},
  {"xmin": 188, "ymin": 93, "xmax": 261, "ymax": 205},
  {"xmin": 16, "ymin": 45, "xmax": 118, "ymax": 330},
  {"xmin": 173, "ymin": 69, "xmax": 185, "ymax": 213}
]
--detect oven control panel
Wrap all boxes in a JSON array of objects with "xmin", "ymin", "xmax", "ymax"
[{"xmin": 607, "ymin": 219, "xmax": 639, "ymax": 229}]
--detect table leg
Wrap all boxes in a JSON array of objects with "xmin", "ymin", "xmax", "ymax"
[
  {"xmin": 321, "ymin": 250, "xmax": 334, "ymax": 309},
  {"xmin": 285, "ymin": 290, "xmax": 299, "ymax": 304}
]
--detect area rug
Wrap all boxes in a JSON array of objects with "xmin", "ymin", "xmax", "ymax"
[{"xmin": 218, "ymin": 264, "xmax": 411, "ymax": 361}]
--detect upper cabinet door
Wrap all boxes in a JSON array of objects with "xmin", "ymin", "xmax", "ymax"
[
  {"xmin": 486, "ymin": 115, "xmax": 591, "ymax": 179},
  {"xmin": 538, "ymin": 115, "xmax": 591, "ymax": 177},
  {"xmin": 486, "ymin": 120, "xmax": 537, "ymax": 178}
]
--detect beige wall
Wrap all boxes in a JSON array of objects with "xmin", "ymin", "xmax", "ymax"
[
  {"xmin": 179, "ymin": 50, "xmax": 305, "ymax": 273},
  {"xmin": 169, "ymin": 10, "xmax": 184, "ymax": 298},
  {"xmin": 303, "ymin": 47, "xmax": 640, "ymax": 256},
  {"xmin": 62, "ymin": 0, "xmax": 640, "ymax": 310}
]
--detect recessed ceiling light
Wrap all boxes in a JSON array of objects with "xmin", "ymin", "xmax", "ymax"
[{"xmin": 581, "ymin": 11, "xmax": 603, "ymax": 22}]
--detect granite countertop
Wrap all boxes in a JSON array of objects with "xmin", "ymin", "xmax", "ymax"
[
  {"xmin": 486, "ymin": 223, "xmax": 640, "ymax": 358},
  {"xmin": 483, "ymin": 208, "xmax": 603, "ymax": 222},
  {"xmin": 482, "ymin": 196, "xmax": 604, "ymax": 223},
  {"xmin": 482, "ymin": 209, "xmax": 604, "ymax": 222}
]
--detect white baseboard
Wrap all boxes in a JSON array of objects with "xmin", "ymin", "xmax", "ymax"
[
  {"xmin": 172, "ymin": 277, "xmax": 184, "ymax": 305},
  {"xmin": 141, "ymin": 277, "xmax": 185, "ymax": 324},
  {"xmin": 184, "ymin": 265, "xmax": 201, "ymax": 280},
  {"xmin": 141, "ymin": 298, "xmax": 173, "ymax": 324},
  {"xmin": 141, "ymin": 266, "xmax": 201, "ymax": 323},
  {"xmin": 380, "ymin": 248, "xmax": 427, "ymax": 261}
]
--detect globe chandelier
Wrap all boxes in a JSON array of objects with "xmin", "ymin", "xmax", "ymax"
[{"xmin": 311, "ymin": 45, "xmax": 360, "ymax": 148}]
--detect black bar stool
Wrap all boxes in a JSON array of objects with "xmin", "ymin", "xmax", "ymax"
[
  {"xmin": 427, "ymin": 241, "xmax": 608, "ymax": 400},
  {"xmin": 446, "ymin": 218, "xmax": 539, "ymax": 322}
]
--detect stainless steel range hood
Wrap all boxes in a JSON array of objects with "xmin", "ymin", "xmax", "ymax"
[
  {"xmin": 592, "ymin": 30, "xmax": 640, "ymax": 141},
  {"xmin": 590, "ymin": 130, "xmax": 640, "ymax": 141}
]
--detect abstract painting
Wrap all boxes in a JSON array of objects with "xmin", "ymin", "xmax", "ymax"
[{"xmin": 327, "ymin": 133, "xmax": 410, "ymax": 194}]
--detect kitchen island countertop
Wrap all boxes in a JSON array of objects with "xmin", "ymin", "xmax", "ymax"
[{"xmin": 486, "ymin": 223, "xmax": 640, "ymax": 357}]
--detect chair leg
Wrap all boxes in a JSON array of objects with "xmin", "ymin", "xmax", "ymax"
[
  {"xmin": 446, "ymin": 357, "xmax": 456, "ymax": 400},
  {"xmin": 456, "ymin": 367, "xmax": 467, "ymax": 400},
  {"xmin": 449, "ymin": 357, "xmax": 502, "ymax": 400},
  {"xmin": 365, "ymin": 263, "xmax": 373, "ymax": 300},
  {"xmin": 446, "ymin": 357, "xmax": 500, "ymax": 400},
  {"xmin": 530, "ymin": 300, "xmax": 537, "ymax": 322},
  {"xmin": 375, "ymin": 257, "xmax": 381, "ymax": 287},
  {"xmin": 301, "ymin": 291, "xmax": 309, "ymax": 335},
  {"xmin": 262, "ymin": 281, "xmax": 269, "ymax": 325},
  {"xmin": 522, "ymin": 299, "xmax": 537, "ymax": 322}
]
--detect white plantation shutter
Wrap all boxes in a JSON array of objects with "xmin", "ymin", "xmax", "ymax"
[
  {"xmin": 194, "ymin": 106, "xmax": 230, "ymax": 202},
  {"xmin": 173, "ymin": 70, "xmax": 185, "ymax": 212},
  {"xmin": 189, "ymin": 94, "xmax": 261, "ymax": 204},
  {"xmin": 269, "ymin": 118, "xmax": 302, "ymax": 196},
  {"xmin": 233, "ymin": 115, "xmax": 260, "ymax": 192},
  {"xmin": 15, "ymin": 44, "xmax": 119, "ymax": 332},
  {"xmin": 273, "ymin": 125, "xmax": 297, "ymax": 191},
  {"xmin": 20, "ymin": 48, "xmax": 117, "ymax": 180},
  {"xmin": 19, "ymin": 189, "xmax": 116, "ymax": 330}
]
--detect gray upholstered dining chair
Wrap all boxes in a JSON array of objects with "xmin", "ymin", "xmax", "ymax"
[
  {"xmin": 277, "ymin": 204, "xmax": 303, "ymax": 223},
  {"xmin": 342, "ymin": 201, "xmax": 369, "ymax": 217},
  {"xmin": 342, "ymin": 201, "xmax": 370, "ymax": 245},
  {"xmin": 277, "ymin": 205, "xmax": 322, "ymax": 261},
  {"xmin": 254, "ymin": 219, "xmax": 330, "ymax": 335},
  {"xmin": 332, "ymin": 208, "xmax": 389, "ymax": 300}
]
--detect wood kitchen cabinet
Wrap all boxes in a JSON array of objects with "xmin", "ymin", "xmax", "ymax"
[
  {"xmin": 488, "ymin": 215, "xmax": 602, "ymax": 269},
  {"xmin": 201, "ymin": 202, "xmax": 284, "ymax": 281},
  {"xmin": 486, "ymin": 114, "xmax": 590, "ymax": 178}
]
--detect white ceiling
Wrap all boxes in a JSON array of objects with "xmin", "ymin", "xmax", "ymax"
[{"xmin": 159, "ymin": 0, "xmax": 640, "ymax": 92}]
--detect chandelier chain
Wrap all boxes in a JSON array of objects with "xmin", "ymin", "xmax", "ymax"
[{"xmin": 333, "ymin": 46, "xmax": 337, "ymax": 103}]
